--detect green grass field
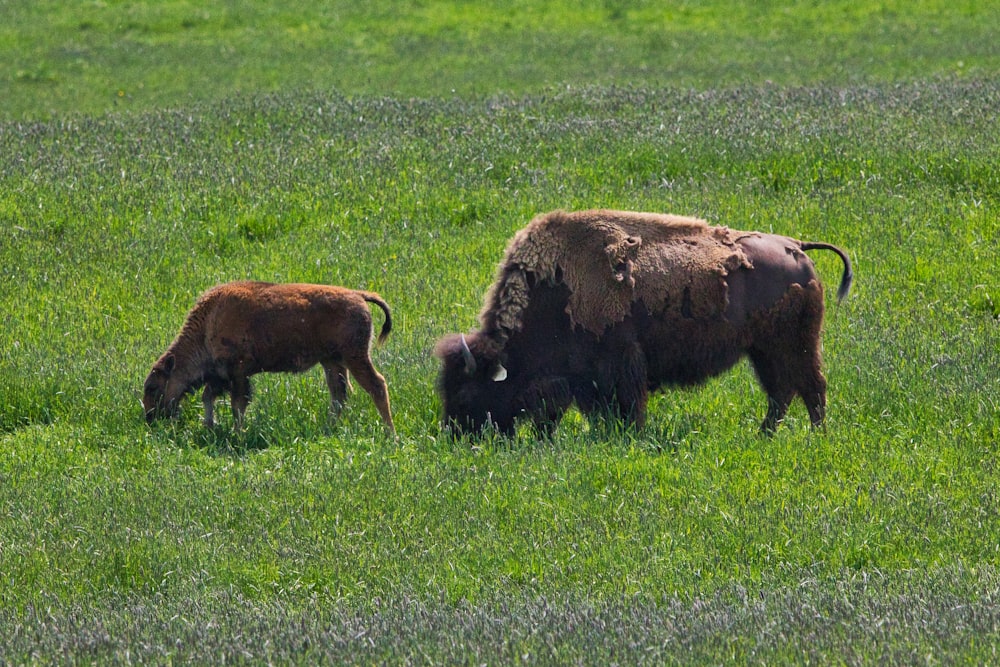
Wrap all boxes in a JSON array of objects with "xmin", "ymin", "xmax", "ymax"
[
  {"xmin": 2, "ymin": 1, "xmax": 999, "ymax": 663},
  {"xmin": 3, "ymin": 0, "xmax": 998, "ymax": 119}
]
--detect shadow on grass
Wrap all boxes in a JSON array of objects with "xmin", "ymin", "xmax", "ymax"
[
  {"xmin": 642, "ymin": 412, "xmax": 709, "ymax": 454},
  {"xmin": 433, "ymin": 406, "xmax": 713, "ymax": 455},
  {"xmin": 145, "ymin": 409, "xmax": 350, "ymax": 456},
  {"xmin": 144, "ymin": 418, "xmax": 276, "ymax": 457},
  {"xmin": 190, "ymin": 424, "xmax": 279, "ymax": 456},
  {"xmin": 144, "ymin": 405, "xmax": 398, "ymax": 457}
]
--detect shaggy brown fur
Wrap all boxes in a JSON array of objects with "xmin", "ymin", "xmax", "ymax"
[
  {"xmin": 480, "ymin": 209, "xmax": 754, "ymax": 342},
  {"xmin": 142, "ymin": 281, "xmax": 394, "ymax": 433},
  {"xmin": 436, "ymin": 209, "xmax": 853, "ymax": 436}
]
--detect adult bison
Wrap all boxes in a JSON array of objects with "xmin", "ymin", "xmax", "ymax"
[
  {"xmin": 435, "ymin": 209, "xmax": 852, "ymax": 436},
  {"xmin": 143, "ymin": 281, "xmax": 395, "ymax": 433}
]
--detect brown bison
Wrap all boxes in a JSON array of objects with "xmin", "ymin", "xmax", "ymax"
[
  {"xmin": 435, "ymin": 209, "xmax": 852, "ymax": 436},
  {"xmin": 143, "ymin": 281, "xmax": 395, "ymax": 433}
]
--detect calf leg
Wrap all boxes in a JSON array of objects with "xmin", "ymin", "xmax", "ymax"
[
  {"xmin": 229, "ymin": 376, "xmax": 252, "ymax": 429},
  {"xmin": 202, "ymin": 384, "xmax": 218, "ymax": 427},
  {"xmin": 345, "ymin": 356, "xmax": 395, "ymax": 435},
  {"xmin": 201, "ymin": 378, "xmax": 230, "ymax": 427},
  {"xmin": 322, "ymin": 362, "xmax": 350, "ymax": 419}
]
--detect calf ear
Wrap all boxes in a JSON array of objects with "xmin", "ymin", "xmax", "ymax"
[{"xmin": 163, "ymin": 353, "xmax": 176, "ymax": 375}]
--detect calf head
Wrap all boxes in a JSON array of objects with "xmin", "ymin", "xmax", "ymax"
[
  {"xmin": 434, "ymin": 332, "xmax": 518, "ymax": 435},
  {"xmin": 142, "ymin": 354, "xmax": 184, "ymax": 422}
]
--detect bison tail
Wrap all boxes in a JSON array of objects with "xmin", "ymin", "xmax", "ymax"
[
  {"xmin": 800, "ymin": 242, "xmax": 853, "ymax": 302},
  {"xmin": 361, "ymin": 292, "xmax": 393, "ymax": 344}
]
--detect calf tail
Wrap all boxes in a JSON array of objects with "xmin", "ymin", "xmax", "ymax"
[
  {"xmin": 800, "ymin": 242, "xmax": 854, "ymax": 302},
  {"xmin": 361, "ymin": 292, "xmax": 393, "ymax": 344}
]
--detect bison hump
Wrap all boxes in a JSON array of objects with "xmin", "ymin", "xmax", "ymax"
[{"xmin": 482, "ymin": 210, "xmax": 751, "ymax": 338}]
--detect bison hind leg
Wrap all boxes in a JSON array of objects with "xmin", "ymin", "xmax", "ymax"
[
  {"xmin": 760, "ymin": 393, "xmax": 794, "ymax": 435},
  {"xmin": 799, "ymin": 370, "xmax": 827, "ymax": 429},
  {"xmin": 750, "ymin": 346, "xmax": 827, "ymax": 434},
  {"xmin": 748, "ymin": 348, "xmax": 796, "ymax": 435}
]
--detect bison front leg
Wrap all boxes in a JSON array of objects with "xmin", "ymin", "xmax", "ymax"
[
  {"xmin": 519, "ymin": 376, "xmax": 573, "ymax": 437},
  {"xmin": 611, "ymin": 342, "xmax": 650, "ymax": 428}
]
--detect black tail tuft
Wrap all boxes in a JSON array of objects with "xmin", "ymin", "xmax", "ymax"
[{"xmin": 801, "ymin": 242, "xmax": 853, "ymax": 302}]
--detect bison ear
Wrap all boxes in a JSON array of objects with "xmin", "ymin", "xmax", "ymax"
[
  {"xmin": 163, "ymin": 354, "xmax": 176, "ymax": 375},
  {"xmin": 491, "ymin": 363, "xmax": 508, "ymax": 382}
]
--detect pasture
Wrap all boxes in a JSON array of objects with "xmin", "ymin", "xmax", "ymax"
[{"xmin": 2, "ymin": 0, "xmax": 999, "ymax": 663}]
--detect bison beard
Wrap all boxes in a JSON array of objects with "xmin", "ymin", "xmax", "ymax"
[{"xmin": 435, "ymin": 209, "xmax": 852, "ymax": 436}]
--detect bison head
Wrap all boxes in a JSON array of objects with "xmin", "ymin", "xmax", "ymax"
[
  {"xmin": 142, "ymin": 354, "xmax": 184, "ymax": 422},
  {"xmin": 434, "ymin": 332, "xmax": 521, "ymax": 435}
]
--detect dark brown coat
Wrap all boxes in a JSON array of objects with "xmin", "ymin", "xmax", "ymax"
[
  {"xmin": 142, "ymin": 281, "xmax": 394, "ymax": 433},
  {"xmin": 435, "ymin": 209, "xmax": 852, "ymax": 436}
]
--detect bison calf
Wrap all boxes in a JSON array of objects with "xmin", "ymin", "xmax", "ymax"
[{"xmin": 143, "ymin": 281, "xmax": 395, "ymax": 433}]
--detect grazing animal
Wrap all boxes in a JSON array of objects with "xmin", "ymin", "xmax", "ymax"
[
  {"xmin": 143, "ymin": 281, "xmax": 395, "ymax": 433},
  {"xmin": 435, "ymin": 209, "xmax": 852, "ymax": 436}
]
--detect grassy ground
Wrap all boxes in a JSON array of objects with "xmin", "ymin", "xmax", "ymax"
[
  {"xmin": 2, "ymin": 0, "xmax": 999, "ymax": 119},
  {"xmin": 2, "ymin": 1, "xmax": 1000, "ymax": 664}
]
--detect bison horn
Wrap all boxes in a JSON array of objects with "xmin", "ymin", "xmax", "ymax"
[
  {"xmin": 460, "ymin": 334, "xmax": 477, "ymax": 376},
  {"xmin": 491, "ymin": 363, "xmax": 508, "ymax": 382}
]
